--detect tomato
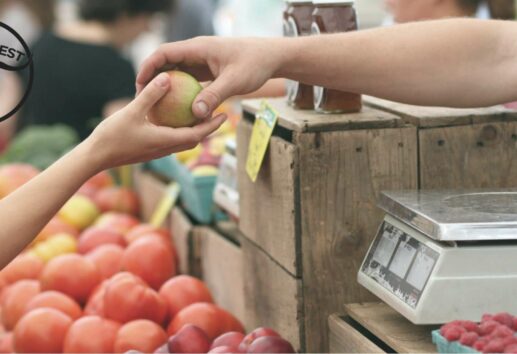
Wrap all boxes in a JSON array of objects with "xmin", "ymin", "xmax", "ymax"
[
  {"xmin": 168, "ymin": 303, "xmax": 244, "ymax": 341},
  {"xmin": 84, "ymin": 281, "xmax": 107, "ymax": 317},
  {"xmin": 104, "ymin": 272, "xmax": 167, "ymax": 325},
  {"xmin": 0, "ymin": 332, "xmax": 13, "ymax": 353},
  {"xmin": 83, "ymin": 171, "xmax": 114, "ymax": 191},
  {"xmin": 63, "ymin": 316, "xmax": 120, "ymax": 353},
  {"xmin": 40, "ymin": 254, "xmax": 101, "ymax": 304},
  {"xmin": 1, "ymin": 280, "xmax": 40, "ymax": 330},
  {"xmin": 85, "ymin": 244, "xmax": 124, "ymax": 279},
  {"xmin": 14, "ymin": 308, "xmax": 72, "ymax": 352},
  {"xmin": 159, "ymin": 275, "xmax": 213, "ymax": 319},
  {"xmin": 33, "ymin": 218, "xmax": 80, "ymax": 245},
  {"xmin": 24, "ymin": 291, "xmax": 82, "ymax": 320},
  {"xmin": 0, "ymin": 254, "xmax": 44, "ymax": 284},
  {"xmin": 122, "ymin": 236, "xmax": 176, "ymax": 290},
  {"xmin": 94, "ymin": 187, "xmax": 140, "ymax": 216},
  {"xmin": 125, "ymin": 226, "xmax": 178, "ymax": 267},
  {"xmin": 78, "ymin": 227, "xmax": 126, "ymax": 254},
  {"xmin": 114, "ymin": 320, "xmax": 167, "ymax": 353},
  {"xmin": 95, "ymin": 213, "xmax": 140, "ymax": 235},
  {"xmin": 0, "ymin": 164, "xmax": 39, "ymax": 198}
]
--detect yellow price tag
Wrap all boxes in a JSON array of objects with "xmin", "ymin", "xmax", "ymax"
[
  {"xmin": 150, "ymin": 182, "xmax": 181, "ymax": 227},
  {"xmin": 118, "ymin": 165, "xmax": 133, "ymax": 188},
  {"xmin": 246, "ymin": 101, "xmax": 279, "ymax": 182}
]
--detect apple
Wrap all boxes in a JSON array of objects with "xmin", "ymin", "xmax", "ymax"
[
  {"xmin": 238, "ymin": 328, "xmax": 281, "ymax": 353},
  {"xmin": 247, "ymin": 336, "xmax": 295, "ymax": 353},
  {"xmin": 148, "ymin": 71, "xmax": 202, "ymax": 128},
  {"xmin": 78, "ymin": 227, "xmax": 126, "ymax": 254},
  {"xmin": 95, "ymin": 212, "xmax": 139, "ymax": 234},
  {"xmin": 168, "ymin": 325, "xmax": 210, "ymax": 354},
  {"xmin": 208, "ymin": 345, "xmax": 239, "ymax": 353},
  {"xmin": 211, "ymin": 332, "xmax": 245, "ymax": 350}
]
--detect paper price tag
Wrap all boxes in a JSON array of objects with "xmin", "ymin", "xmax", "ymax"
[
  {"xmin": 150, "ymin": 182, "xmax": 181, "ymax": 227},
  {"xmin": 245, "ymin": 101, "xmax": 279, "ymax": 182}
]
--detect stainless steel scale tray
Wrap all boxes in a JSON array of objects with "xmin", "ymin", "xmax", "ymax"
[{"xmin": 379, "ymin": 189, "xmax": 517, "ymax": 241}]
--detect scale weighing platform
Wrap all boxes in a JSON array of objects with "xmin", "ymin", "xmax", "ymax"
[{"xmin": 358, "ymin": 189, "xmax": 517, "ymax": 325}]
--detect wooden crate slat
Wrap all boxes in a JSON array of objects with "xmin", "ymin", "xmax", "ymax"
[
  {"xmin": 242, "ymin": 98, "xmax": 403, "ymax": 133},
  {"xmin": 328, "ymin": 314, "xmax": 385, "ymax": 353},
  {"xmin": 297, "ymin": 127, "xmax": 418, "ymax": 352},
  {"xmin": 169, "ymin": 207, "xmax": 193, "ymax": 275},
  {"xmin": 345, "ymin": 303, "xmax": 438, "ymax": 354},
  {"xmin": 237, "ymin": 121, "xmax": 299, "ymax": 276}
]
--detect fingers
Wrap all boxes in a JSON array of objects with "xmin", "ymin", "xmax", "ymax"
[
  {"xmin": 192, "ymin": 72, "xmax": 239, "ymax": 118},
  {"xmin": 129, "ymin": 73, "xmax": 170, "ymax": 116}
]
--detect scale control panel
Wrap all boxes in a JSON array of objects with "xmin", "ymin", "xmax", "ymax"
[{"xmin": 360, "ymin": 218, "xmax": 440, "ymax": 309}]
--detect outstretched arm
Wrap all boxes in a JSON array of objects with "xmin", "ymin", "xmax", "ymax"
[
  {"xmin": 0, "ymin": 73, "xmax": 226, "ymax": 268},
  {"xmin": 137, "ymin": 18, "xmax": 517, "ymax": 119}
]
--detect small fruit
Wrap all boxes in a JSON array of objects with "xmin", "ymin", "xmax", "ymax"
[
  {"xmin": 485, "ymin": 338, "xmax": 506, "ymax": 353},
  {"xmin": 85, "ymin": 244, "xmax": 124, "ymax": 279},
  {"xmin": 247, "ymin": 336, "xmax": 295, "ymax": 354},
  {"xmin": 40, "ymin": 254, "xmax": 101, "ymax": 304},
  {"xmin": 459, "ymin": 332, "xmax": 479, "ymax": 346},
  {"xmin": 443, "ymin": 326, "xmax": 465, "ymax": 341},
  {"xmin": 63, "ymin": 316, "xmax": 120, "ymax": 353},
  {"xmin": 473, "ymin": 338, "xmax": 489, "ymax": 351},
  {"xmin": 491, "ymin": 325, "xmax": 514, "ymax": 338},
  {"xmin": 95, "ymin": 212, "xmax": 139, "ymax": 234},
  {"xmin": 505, "ymin": 344, "xmax": 517, "ymax": 353},
  {"xmin": 94, "ymin": 187, "xmax": 140, "ymax": 216},
  {"xmin": 33, "ymin": 218, "xmax": 79, "ymax": 245},
  {"xmin": 0, "ymin": 254, "xmax": 44, "ymax": 284},
  {"xmin": 191, "ymin": 165, "xmax": 219, "ymax": 177},
  {"xmin": 78, "ymin": 227, "xmax": 126, "ymax": 254},
  {"xmin": 480, "ymin": 320, "xmax": 500, "ymax": 336},
  {"xmin": 159, "ymin": 276, "xmax": 213, "ymax": 320},
  {"xmin": 114, "ymin": 320, "xmax": 167, "ymax": 353},
  {"xmin": 238, "ymin": 327, "xmax": 281, "ymax": 352},
  {"xmin": 0, "ymin": 332, "xmax": 13, "ymax": 353},
  {"xmin": 30, "ymin": 233, "xmax": 78, "ymax": 262},
  {"xmin": 211, "ymin": 332, "xmax": 245, "ymax": 350},
  {"xmin": 148, "ymin": 71, "xmax": 203, "ymax": 128},
  {"xmin": 1, "ymin": 280, "xmax": 40, "ymax": 330},
  {"xmin": 59, "ymin": 195, "xmax": 100, "ymax": 230},
  {"xmin": 0, "ymin": 164, "xmax": 39, "ymax": 198},
  {"xmin": 168, "ymin": 325, "xmax": 210, "ymax": 354},
  {"xmin": 24, "ymin": 291, "xmax": 82, "ymax": 320},
  {"xmin": 208, "ymin": 345, "xmax": 239, "ymax": 353},
  {"xmin": 13, "ymin": 308, "xmax": 72, "ymax": 353},
  {"xmin": 122, "ymin": 236, "xmax": 176, "ymax": 290},
  {"xmin": 460, "ymin": 320, "xmax": 479, "ymax": 333},
  {"xmin": 84, "ymin": 281, "xmax": 107, "ymax": 317},
  {"xmin": 83, "ymin": 171, "xmax": 114, "ymax": 190},
  {"xmin": 494, "ymin": 313, "xmax": 514, "ymax": 328}
]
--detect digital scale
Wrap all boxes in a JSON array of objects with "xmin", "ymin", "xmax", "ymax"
[{"xmin": 358, "ymin": 189, "xmax": 517, "ymax": 324}]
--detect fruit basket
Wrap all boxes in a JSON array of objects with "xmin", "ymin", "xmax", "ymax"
[{"xmin": 432, "ymin": 330, "xmax": 480, "ymax": 354}]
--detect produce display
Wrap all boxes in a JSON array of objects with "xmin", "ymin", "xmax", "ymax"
[
  {"xmin": 0, "ymin": 164, "xmax": 295, "ymax": 353},
  {"xmin": 435, "ymin": 313, "xmax": 517, "ymax": 353}
]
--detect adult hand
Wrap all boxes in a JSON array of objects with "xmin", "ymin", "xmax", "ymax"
[
  {"xmin": 85, "ymin": 72, "xmax": 226, "ymax": 171},
  {"xmin": 136, "ymin": 37, "xmax": 285, "ymax": 119}
]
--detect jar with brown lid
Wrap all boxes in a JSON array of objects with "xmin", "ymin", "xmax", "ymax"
[
  {"xmin": 312, "ymin": 0, "xmax": 362, "ymax": 113},
  {"xmin": 283, "ymin": 0, "xmax": 314, "ymax": 110}
]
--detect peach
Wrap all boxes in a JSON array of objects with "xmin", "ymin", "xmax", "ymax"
[{"xmin": 247, "ymin": 336, "xmax": 295, "ymax": 353}]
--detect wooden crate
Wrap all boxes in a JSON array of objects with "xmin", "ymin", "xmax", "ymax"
[
  {"xmin": 168, "ymin": 207, "xmax": 194, "ymax": 275},
  {"xmin": 237, "ymin": 98, "xmax": 417, "ymax": 352},
  {"xmin": 133, "ymin": 168, "xmax": 171, "ymax": 223},
  {"xmin": 329, "ymin": 303, "xmax": 438, "ymax": 353},
  {"xmin": 191, "ymin": 224, "xmax": 246, "ymax": 326},
  {"xmin": 364, "ymin": 96, "xmax": 517, "ymax": 189}
]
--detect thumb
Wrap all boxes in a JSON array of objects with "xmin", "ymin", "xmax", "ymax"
[
  {"xmin": 192, "ymin": 72, "xmax": 238, "ymax": 118},
  {"xmin": 129, "ymin": 72, "xmax": 170, "ymax": 115}
]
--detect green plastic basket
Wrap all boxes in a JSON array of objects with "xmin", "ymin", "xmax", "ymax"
[{"xmin": 432, "ymin": 330, "xmax": 480, "ymax": 354}]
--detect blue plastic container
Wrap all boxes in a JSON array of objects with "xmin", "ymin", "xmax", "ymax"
[{"xmin": 432, "ymin": 330, "xmax": 480, "ymax": 354}]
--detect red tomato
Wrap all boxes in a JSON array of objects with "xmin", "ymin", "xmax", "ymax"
[
  {"xmin": 104, "ymin": 272, "xmax": 167, "ymax": 324},
  {"xmin": 0, "ymin": 164, "xmax": 39, "ymax": 198},
  {"xmin": 0, "ymin": 254, "xmax": 44, "ymax": 284},
  {"xmin": 40, "ymin": 254, "xmax": 101, "ymax": 304},
  {"xmin": 24, "ymin": 291, "xmax": 82, "ymax": 320},
  {"xmin": 94, "ymin": 187, "xmax": 140, "ymax": 216},
  {"xmin": 125, "ymin": 224, "xmax": 170, "ymax": 244},
  {"xmin": 33, "ymin": 218, "xmax": 80, "ymax": 244},
  {"xmin": 95, "ymin": 213, "xmax": 140, "ymax": 234},
  {"xmin": 1, "ymin": 280, "xmax": 40, "ymax": 330},
  {"xmin": 63, "ymin": 316, "xmax": 120, "ymax": 353},
  {"xmin": 84, "ymin": 281, "xmax": 107, "ymax": 317},
  {"xmin": 122, "ymin": 236, "xmax": 176, "ymax": 290},
  {"xmin": 85, "ymin": 244, "xmax": 124, "ymax": 279},
  {"xmin": 159, "ymin": 275, "xmax": 213, "ymax": 319},
  {"xmin": 168, "ymin": 303, "xmax": 244, "ymax": 341},
  {"xmin": 78, "ymin": 227, "xmax": 126, "ymax": 254},
  {"xmin": 83, "ymin": 171, "xmax": 114, "ymax": 190},
  {"xmin": 13, "ymin": 308, "xmax": 72, "ymax": 353},
  {"xmin": 0, "ymin": 332, "xmax": 13, "ymax": 353},
  {"xmin": 114, "ymin": 320, "xmax": 167, "ymax": 353}
]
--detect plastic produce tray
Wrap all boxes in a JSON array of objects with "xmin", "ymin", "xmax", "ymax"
[{"xmin": 432, "ymin": 330, "xmax": 480, "ymax": 354}]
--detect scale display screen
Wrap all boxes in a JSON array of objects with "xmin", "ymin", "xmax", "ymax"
[{"xmin": 361, "ymin": 221, "xmax": 439, "ymax": 308}]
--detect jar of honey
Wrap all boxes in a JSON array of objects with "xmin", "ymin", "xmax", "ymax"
[
  {"xmin": 283, "ymin": 0, "xmax": 314, "ymax": 109},
  {"xmin": 312, "ymin": 0, "xmax": 362, "ymax": 113}
]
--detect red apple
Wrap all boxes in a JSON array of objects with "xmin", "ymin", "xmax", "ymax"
[
  {"xmin": 208, "ymin": 345, "xmax": 239, "ymax": 353},
  {"xmin": 238, "ymin": 328, "xmax": 281, "ymax": 352},
  {"xmin": 168, "ymin": 325, "xmax": 210, "ymax": 354},
  {"xmin": 247, "ymin": 336, "xmax": 295, "ymax": 353},
  {"xmin": 211, "ymin": 332, "xmax": 245, "ymax": 350}
]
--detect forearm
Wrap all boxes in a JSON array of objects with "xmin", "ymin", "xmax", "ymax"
[
  {"xmin": 278, "ymin": 19, "xmax": 517, "ymax": 107},
  {"xmin": 0, "ymin": 140, "xmax": 100, "ymax": 267}
]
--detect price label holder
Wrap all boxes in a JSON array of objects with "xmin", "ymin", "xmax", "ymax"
[
  {"xmin": 245, "ymin": 101, "xmax": 279, "ymax": 182},
  {"xmin": 149, "ymin": 182, "xmax": 181, "ymax": 227}
]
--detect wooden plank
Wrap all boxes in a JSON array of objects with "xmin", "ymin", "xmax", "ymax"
[
  {"xmin": 328, "ymin": 314, "xmax": 385, "ymax": 354},
  {"xmin": 365, "ymin": 96, "xmax": 517, "ymax": 128},
  {"xmin": 297, "ymin": 126, "xmax": 418, "ymax": 352},
  {"xmin": 242, "ymin": 98, "xmax": 403, "ymax": 133},
  {"xmin": 133, "ymin": 170, "xmax": 169, "ymax": 224},
  {"xmin": 237, "ymin": 120, "xmax": 299, "ymax": 276},
  {"xmin": 168, "ymin": 207, "xmax": 193, "ymax": 275},
  {"xmin": 241, "ymin": 236, "xmax": 304, "ymax": 352},
  {"xmin": 419, "ymin": 121, "xmax": 517, "ymax": 189},
  {"xmin": 345, "ymin": 303, "xmax": 437, "ymax": 354},
  {"xmin": 198, "ymin": 227, "xmax": 245, "ymax": 325}
]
